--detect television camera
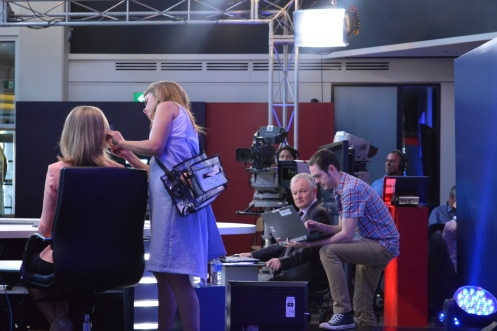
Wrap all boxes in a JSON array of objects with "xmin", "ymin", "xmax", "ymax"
[
  {"xmin": 235, "ymin": 125, "xmax": 287, "ymax": 169},
  {"xmin": 235, "ymin": 125, "xmax": 292, "ymax": 213},
  {"xmin": 320, "ymin": 131, "xmax": 378, "ymax": 183}
]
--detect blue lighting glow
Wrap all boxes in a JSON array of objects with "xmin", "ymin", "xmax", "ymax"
[
  {"xmin": 454, "ymin": 286, "xmax": 497, "ymax": 316},
  {"xmin": 439, "ymin": 310, "xmax": 462, "ymax": 327}
]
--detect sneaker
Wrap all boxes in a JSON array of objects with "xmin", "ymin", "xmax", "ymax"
[{"xmin": 319, "ymin": 312, "xmax": 356, "ymax": 330}]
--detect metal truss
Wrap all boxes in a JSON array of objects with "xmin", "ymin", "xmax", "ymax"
[
  {"xmin": 0, "ymin": 0, "xmax": 295, "ymax": 27},
  {"xmin": 0, "ymin": 0, "xmax": 301, "ymax": 147}
]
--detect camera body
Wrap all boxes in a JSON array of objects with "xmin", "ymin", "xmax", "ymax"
[
  {"xmin": 235, "ymin": 125, "xmax": 287, "ymax": 169},
  {"xmin": 236, "ymin": 125, "xmax": 289, "ymax": 211}
]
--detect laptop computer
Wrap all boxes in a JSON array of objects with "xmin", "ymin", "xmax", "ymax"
[{"xmin": 262, "ymin": 205, "xmax": 333, "ymax": 246}]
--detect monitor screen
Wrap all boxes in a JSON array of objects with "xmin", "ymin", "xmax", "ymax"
[
  {"xmin": 277, "ymin": 160, "xmax": 309, "ymax": 189},
  {"xmin": 383, "ymin": 176, "xmax": 429, "ymax": 206},
  {"xmin": 227, "ymin": 281, "xmax": 308, "ymax": 331},
  {"xmin": 319, "ymin": 141, "xmax": 354, "ymax": 174}
]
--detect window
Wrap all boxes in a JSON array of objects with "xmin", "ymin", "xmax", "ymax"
[{"xmin": 0, "ymin": 41, "xmax": 15, "ymax": 215}]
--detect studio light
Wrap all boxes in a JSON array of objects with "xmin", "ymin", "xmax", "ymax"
[
  {"xmin": 440, "ymin": 286, "xmax": 497, "ymax": 330},
  {"xmin": 293, "ymin": 8, "xmax": 348, "ymax": 48}
]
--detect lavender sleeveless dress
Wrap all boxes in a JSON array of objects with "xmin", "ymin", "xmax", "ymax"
[{"xmin": 147, "ymin": 104, "xmax": 226, "ymax": 280}]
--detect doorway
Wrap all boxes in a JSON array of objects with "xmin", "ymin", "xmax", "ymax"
[{"xmin": 333, "ymin": 84, "xmax": 440, "ymax": 208}]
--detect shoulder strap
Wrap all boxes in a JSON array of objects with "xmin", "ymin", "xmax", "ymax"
[
  {"xmin": 154, "ymin": 156, "xmax": 171, "ymax": 174},
  {"xmin": 154, "ymin": 136, "xmax": 201, "ymax": 172}
]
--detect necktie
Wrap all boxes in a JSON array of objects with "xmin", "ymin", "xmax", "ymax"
[{"xmin": 298, "ymin": 210, "xmax": 304, "ymax": 219}]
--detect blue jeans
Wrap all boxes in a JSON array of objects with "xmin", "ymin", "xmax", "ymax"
[{"xmin": 319, "ymin": 237, "xmax": 394, "ymax": 326}]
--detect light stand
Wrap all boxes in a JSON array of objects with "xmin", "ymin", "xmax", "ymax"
[{"xmin": 293, "ymin": 8, "xmax": 348, "ymax": 48}]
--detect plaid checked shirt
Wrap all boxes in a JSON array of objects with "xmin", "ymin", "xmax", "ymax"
[{"xmin": 335, "ymin": 172, "xmax": 400, "ymax": 257}]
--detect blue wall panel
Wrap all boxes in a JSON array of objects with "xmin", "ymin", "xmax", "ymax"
[{"xmin": 454, "ymin": 38, "xmax": 497, "ymax": 296}]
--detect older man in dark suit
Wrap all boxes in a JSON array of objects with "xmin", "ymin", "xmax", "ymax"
[{"xmin": 239, "ymin": 172, "xmax": 331, "ymax": 291}]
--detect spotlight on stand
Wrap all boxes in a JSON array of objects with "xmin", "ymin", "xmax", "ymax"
[
  {"xmin": 440, "ymin": 286, "xmax": 497, "ymax": 330},
  {"xmin": 294, "ymin": 8, "xmax": 348, "ymax": 48}
]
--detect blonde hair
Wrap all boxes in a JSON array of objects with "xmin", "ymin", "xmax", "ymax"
[
  {"xmin": 144, "ymin": 81, "xmax": 205, "ymax": 134},
  {"xmin": 58, "ymin": 106, "xmax": 120, "ymax": 167}
]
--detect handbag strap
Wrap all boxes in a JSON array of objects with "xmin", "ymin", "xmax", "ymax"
[
  {"xmin": 154, "ymin": 110, "xmax": 202, "ymax": 172},
  {"xmin": 154, "ymin": 135, "xmax": 201, "ymax": 173},
  {"xmin": 154, "ymin": 156, "xmax": 172, "ymax": 175}
]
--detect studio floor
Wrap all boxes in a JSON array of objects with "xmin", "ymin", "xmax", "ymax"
[
  {"xmin": 308, "ymin": 318, "xmax": 444, "ymax": 331},
  {"xmin": 308, "ymin": 327, "xmax": 443, "ymax": 331},
  {"xmin": 307, "ymin": 310, "xmax": 445, "ymax": 331}
]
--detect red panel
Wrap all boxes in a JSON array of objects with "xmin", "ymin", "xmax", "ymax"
[
  {"xmin": 384, "ymin": 206, "xmax": 428, "ymax": 327},
  {"xmin": 205, "ymin": 102, "xmax": 334, "ymax": 254}
]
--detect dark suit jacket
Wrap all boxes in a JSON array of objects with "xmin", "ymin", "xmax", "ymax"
[{"xmin": 251, "ymin": 200, "xmax": 331, "ymax": 291}]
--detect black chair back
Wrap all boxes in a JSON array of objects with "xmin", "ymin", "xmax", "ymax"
[{"xmin": 37, "ymin": 167, "xmax": 147, "ymax": 292}]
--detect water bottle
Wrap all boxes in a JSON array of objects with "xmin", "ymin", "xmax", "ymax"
[{"xmin": 210, "ymin": 258, "xmax": 223, "ymax": 286}]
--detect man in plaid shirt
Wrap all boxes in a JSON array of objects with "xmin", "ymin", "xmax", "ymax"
[{"xmin": 288, "ymin": 149, "xmax": 399, "ymax": 330}]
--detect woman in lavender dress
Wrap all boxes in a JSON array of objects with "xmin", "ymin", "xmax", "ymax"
[{"xmin": 108, "ymin": 81, "xmax": 226, "ymax": 331}]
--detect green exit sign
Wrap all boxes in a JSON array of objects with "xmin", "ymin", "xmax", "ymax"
[{"xmin": 133, "ymin": 92, "xmax": 145, "ymax": 102}]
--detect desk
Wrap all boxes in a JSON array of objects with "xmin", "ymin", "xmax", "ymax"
[
  {"xmin": 142, "ymin": 221, "xmax": 255, "ymax": 237},
  {"xmin": 216, "ymin": 222, "xmax": 256, "ymax": 235},
  {"xmin": 384, "ymin": 206, "xmax": 428, "ymax": 327},
  {"xmin": 1, "ymin": 219, "xmax": 255, "ymax": 239},
  {"xmin": 0, "ymin": 223, "xmax": 38, "ymax": 239},
  {"xmin": 0, "ymin": 260, "xmax": 22, "ymax": 271},
  {"xmin": 0, "ymin": 218, "xmax": 39, "ymax": 239},
  {"xmin": 220, "ymin": 262, "xmax": 265, "ymax": 285},
  {"xmin": 0, "ymin": 219, "xmax": 255, "ymax": 331}
]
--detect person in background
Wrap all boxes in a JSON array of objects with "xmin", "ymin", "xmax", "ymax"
[
  {"xmin": 371, "ymin": 150, "xmax": 407, "ymax": 198},
  {"xmin": 428, "ymin": 186, "xmax": 456, "ymax": 226},
  {"xmin": 107, "ymin": 81, "xmax": 226, "ymax": 331},
  {"xmin": 238, "ymin": 173, "xmax": 331, "ymax": 291},
  {"xmin": 428, "ymin": 192, "xmax": 458, "ymax": 322},
  {"xmin": 442, "ymin": 204, "xmax": 457, "ymax": 271},
  {"xmin": 277, "ymin": 145, "xmax": 300, "ymax": 206},
  {"xmin": 288, "ymin": 149, "xmax": 399, "ymax": 330},
  {"xmin": 23, "ymin": 106, "xmax": 123, "ymax": 331},
  {"xmin": 277, "ymin": 145, "xmax": 299, "ymax": 161}
]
